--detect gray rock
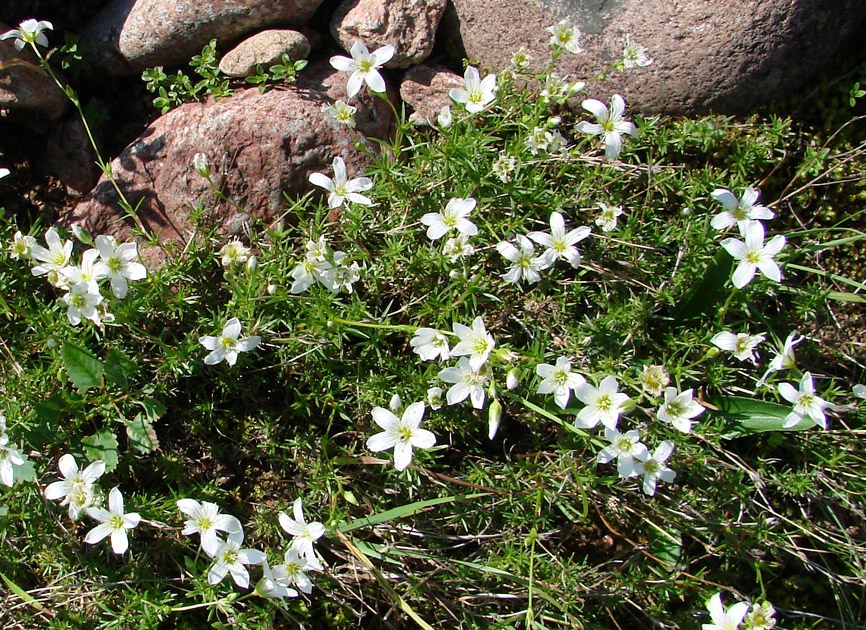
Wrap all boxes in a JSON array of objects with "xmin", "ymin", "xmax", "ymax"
[
  {"xmin": 218, "ymin": 29, "xmax": 310, "ymax": 78},
  {"xmin": 331, "ymin": 0, "xmax": 447, "ymax": 69},
  {"xmin": 441, "ymin": 0, "xmax": 866, "ymax": 115},
  {"xmin": 399, "ymin": 64, "xmax": 463, "ymax": 127},
  {"xmin": 80, "ymin": 0, "xmax": 325, "ymax": 77},
  {"xmin": 0, "ymin": 22, "xmax": 68, "ymax": 123},
  {"xmin": 62, "ymin": 75, "xmax": 393, "ymax": 265}
]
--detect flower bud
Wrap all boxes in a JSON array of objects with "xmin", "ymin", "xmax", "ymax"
[
  {"xmin": 437, "ymin": 105, "xmax": 452, "ymax": 129},
  {"xmin": 427, "ymin": 387, "xmax": 443, "ymax": 410},
  {"xmin": 267, "ymin": 284, "xmax": 277, "ymax": 295},
  {"xmin": 71, "ymin": 224, "xmax": 93, "ymax": 245},
  {"xmin": 506, "ymin": 367, "xmax": 520, "ymax": 390},
  {"xmin": 488, "ymin": 399, "xmax": 502, "ymax": 439},
  {"xmin": 245, "ymin": 255, "xmax": 257, "ymax": 273},
  {"xmin": 193, "ymin": 152, "xmax": 210, "ymax": 178}
]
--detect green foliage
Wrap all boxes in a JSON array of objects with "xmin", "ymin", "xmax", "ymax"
[
  {"xmin": 245, "ymin": 55, "xmax": 308, "ymax": 93},
  {"xmin": 142, "ymin": 40, "xmax": 232, "ymax": 113}
]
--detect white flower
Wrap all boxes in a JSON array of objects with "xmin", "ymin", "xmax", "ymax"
[
  {"xmin": 710, "ymin": 187, "xmax": 774, "ymax": 231},
  {"xmin": 193, "ymin": 152, "xmax": 210, "ymax": 178},
  {"xmin": 634, "ymin": 440, "xmax": 676, "ymax": 496},
  {"xmin": 0, "ymin": 167, "xmax": 9, "ymax": 179},
  {"xmin": 254, "ymin": 557, "xmax": 299, "ymax": 605},
  {"xmin": 176, "ymin": 498, "xmax": 243, "ymax": 557},
  {"xmin": 702, "ymin": 592, "xmax": 750, "ymax": 630},
  {"xmin": 208, "ymin": 529, "xmax": 266, "ymax": 589},
  {"xmin": 547, "ymin": 19, "xmax": 583, "ymax": 54},
  {"xmin": 778, "ymin": 372, "xmax": 831, "ymax": 429},
  {"xmin": 62, "ymin": 248, "xmax": 106, "ymax": 294},
  {"xmin": 329, "ymin": 41, "xmax": 395, "ymax": 98},
  {"xmin": 0, "ymin": 419, "xmax": 24, "ymax": 487},
  {"xmin": 282, "ymin": 548, "xmax": 322, "ymax": 594},
  {"xmin": 84, "ymin": 487, "xmax": 140, "ymax": 555},
  {"xmin": 9, "ymin": 231, "xmax": 36, "ymax": 260},
  {"xmin": 442, "ymin": 233, "xmax": 475, "ymax": 262},
  {"xmin": 711, "ymin": 330, "xmax": 765, "ymax": 364},
  {"xmin": 449, "ymin": 66, "xmax": 497, "ymax": 114},
  {"xmin": 596, "ymin": 427, "xmax": 648, "ymax": 479},
  {"xmin": 621, "ymin": 35, "xmax": 653, "ymax": 69},
  {"xmin": 528, "ymin": 212, "xmax": 591, "ymax": 268},
  {"xmin": 450, "ymin": 316, "xmax": 495, "ymax": 370},
  {"xmin": 1, "ymin": 19, "xmax": 53, "ymax": 51},
  {"xmin": 574, "ymin": 376, "xmax": 631, "ymax": 430},
  {"xmin": 323, "ymin": 100, "xmax": 357, "ymax": 128},
  {"xmin": 367, "ymin": 401, "xmax": 437, "ymax": 471},
  {"xmin": 290, "ymin": 258, "xmax": 327, "ymax": 294},
  {"xmin": 199, "ymin": 317, "xmax": 261, "ymax": 366},
  {"xmin": 576, "ymin": 95, "xmax": 637, "ymax": 159},
  {"xmin": 496, "ymin": 235, "xmax": 547, "ymax": 285},
  {"xmin": 493, "ymin": 154, "xmax": 517, "ymax": 183},
  {"xmin": 30, "ymin": 227, "xmax": 73, "ymax": 278},
  {"xmin": 525, "ymin": 127, "xmax": 552, "ymax": 155},
  {"xmin": 657, "ymin": 387, "xmax": 705, "ymax": 433},
  {"xmin": 319, "ymin": 254, "xmax": 361, "ymax": 294},
  {"xmin": 437, "ymin": 105, "xmax": 452, "ymax": 128},
  {"xmin": 421, "ymin": 197, "xmax": 478, "ymax": 240},
  {"xmin": 439, "ymin": 357, "xmax": 489, "ymax": 409},
  {"xmin": 639, "ymin": 364, "xmax": 670, "ymax": 397},
  {"xmin": 44, "ymin": 454, "xmax": 106, "ymax": 520},
  {"xmin": 745, "ymin": 601, "xmax": 777, "ymax": 630},
  {"xmin": 309, "ymin": 156, "xmax": 373, "ymax": 209},
  {"xmin": 511, "ymin": 47, "xmax": 532, "ymax": 70},
  {"xmin": 219, "ymin": 240, "xmax": 250, "ymax": 267},
  {"xmin": 410, "ymin": 328, "xmax": 451, "ymax": 362},
  {"xmin": 62, "ymin": 282, "xmax": 103, "ymax": 326},
  {"xmin": 756, "ymin": 332, "xmax": 804, "ymax": 386},
  {"xmin": 535, "ymin": 357, "xmax": 585, "ymax": 409},
  {"xmin": 278, "ymin": 498, "xmax": 326, "ymax": 562},
  {"xmin": 594, "ymin": 203, "xmax": 624, "ymax": 232},
  {"xmin": 720, "ymin": 220, "xmax": 786, "ymax": 288},
  {"xmin": 426, "ymin": 386, "xmax": 444, "ymax": 410},
  {"xmin": 94, "ymin": 235, "xmax": 147, "ymax": 299}
]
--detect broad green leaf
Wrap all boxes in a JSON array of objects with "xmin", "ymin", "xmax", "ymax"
[
  {"xmin": 11, "ymin": 456, "xmax": 36, "ymax": 484},
  {"xmin": 139, "ymin": 397, "xmax": 166, "ymax": 422},
  {"xmin": 125, "ymin": 414, "xmax": 159, "ymax": 453},
  {"xmin": 104, "ymin": 348, "xmax": 136, "ymax": 388},
  {"xmin": 711, "ymin": 395, "xmax": 813, "ymax": 439},
  {"xmin": 673, "ymin": 248, "xmax": 733, "ymax": 323},
  {"xmin": 61, "ymin": 343, "xmax": 103, "ymax": 392},
  {"xmin": 81, "ymin": 429, "xmax": 119, "ymax": 472},
  {"xmin": 648, "ymin": 524, "xmax": 682, "ymax": 574}
]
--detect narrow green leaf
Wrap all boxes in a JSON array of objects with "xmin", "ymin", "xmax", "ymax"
[
  {"xmin": 81, "ymin": 429, "xmax": 119, "ymax": 472},
  {"xmin": 336, "ymin": 494, "xmax": 488, "ymax": 533},
  {"xmin": 710, "ymin": 395, "xmax": 813, "ymax": 439},
  {"xmin": 0, "ymin": 572, "xmax": 45, "ymax": 611},
  {"xmin": 61, "ymin": 343, "xmax": 103, "ymax": 392},
  {"xmin": 826, "ymin": 291, "xmax": 864, "ymax": 303},
  {"xmin": 673, "ymin": 248, "xmax": 733, "ymax": 323}
]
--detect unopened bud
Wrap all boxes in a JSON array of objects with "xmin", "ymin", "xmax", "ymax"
[
  {"xmin": 245, "ymin": 255, "xmax": 257, "ymax": 273},
  {"xmin": 488, "ymin": 399, "xmax": 502, "ymax": 439},
  {"xmin": 71, "ymin": 224, "xmax": 93, "ymax": 245},
  {"xmin": 193, "ymin": 152, "xmax": 210, "ymax": 178},
  {"xmin": 506, "ymin": 367, "xmax": 520, "ymax": 390}
]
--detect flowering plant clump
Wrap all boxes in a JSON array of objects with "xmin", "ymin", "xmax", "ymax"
[{"xmin": 0, "ymin": 14, "xmax": 864, "ymax": 629}]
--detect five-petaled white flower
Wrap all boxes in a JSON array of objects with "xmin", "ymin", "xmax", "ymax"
[
  {"xmin": 255, "ymin": 557, "xmax": 300, "ymax": 605},
  {"xmin": 756, "ymin": 331, "xmax": 804, "ymax": 386},
  {"xmin": 199, "ymin": 317, "xmax": 261, "ymax": 366},
  {"xmin": 547, "ymin": 19, "xmax": 583, "ymax": 54},
  {"xmin": 449, "ymin": 66, "xmax": 497, "ymax": 114},
  {"xmin": 410, "ymin": 328, "xmax": 451, "ymax": 361},
  {"xmin": 367, "ymin": 401, "xmax": 437, "ymax": 471},
  {"xmin": 657, "ymin": 387, "xmax": 705, "ymax": 433},
  {"xmin": 496, "ymin": 235, "xmax": 548, "ymax": 285},
  {"xmin": 634, "ymin": 440, "xmax": 676, "ymax": 496},
  {"xmin": 279, "ymin": 498, "xmax": 326, "ymax": 562},
  {"xmin": 438, "ymin": 357, "xmax": 490, "ymax": 409},
  {"xmin": 30, "ymin": 227, "xmax": 73, "ymax": 279},
  {"xmin": 329, "ymin": 41, "xmax": 395, "ymax": 98},
  {"xmin": 62, "ymin": 248, "xmax": 106, "ymax": 294},
  {"xmin": 10, "ymin": 231, "xmax": 36, "ymax": 260},
  {"xmin": 535, "ymin": 357, "xmax": 586, "ymax": 409},
  {"xmin": 720, "ymin": 220, "xmax": 786, "ymax": 288},
  {"xmin": 323, "ymin": 100, "xmax": 357, "ymax": 128},
  {"xmin": 574, "ymin": 376, "xmax": 631, "ymax": 430},
  {"xmin": 779, "ymin": 372, "xmax": 831, "ymax": 429},
  {"xmin": 208, "ymin": 528, "xmax": 266, "ymax": 589},
  {"xmin": 576, "ymin": 95, "xmax": 637, "ymax": 159},
  {"xmin": 711, "ymin": 330, "xmax": 765, "ymax": 364},
  {"xmin": 62, "ymin": 282, "xmax": 103, "ymax": 326},
  {"xmin": 219, "ymin": 240, "xmax": 250, "ymax": 267},
  {"xmin": 621, "ymin": 35, "xmax": 653, "ymax": 69},
  {"xmin": 442, "ymin": 233, "xmax": 475, "ymax": 262},
  {"xmin": 745, "ymin": 601, "xmax": 777, "ymax": 630},
  {"xmin": 595, "ymin": 203, "xmax": 624, "ymax": 232},
  {"xmin": 93, "ymin": 235, "xmax": 147, "ymax": 299},
  {"xmin": 451, "ymin": 316, "xmax": 495, "ymax": 370},
  {"xmin": 176, "ymin": 498, "xmax": 243, "ymax": 557},
  {"xmin": 639, "ymin": 364, "xmax": 670, "ymax": 397},
  {"xmin": 84, "ymin": 487, "xmax": 141, "ymax": 555},
  {"xmin": 710, "ymin": 187, "xmax": 774, "ymax": 231},
  {"xmin": 597, "ymin": 427, "xmax": 648, "ymax": 479},
  {"xmin": 702, "ymin": 592, "xmax": 750, "ymax": 630},
  {"xmin": 0, "ymin": 418, "xmax": 24, "ymax": 488},
  {"xmin": 421, "ymin": 197, "xmax": 478, "ymax": 240},
  {"xmin": 44, "ymin": 453, "xmax": 106, "ymax": 520},
  {"xmin": 282, "ymin": 548, "xmax": 323, "ymax": 594},
  {"xmin": 528, "ymin": 212, "xmax": 591, "ymax": 268},
  {"xmin": 309, "ymin": 156, "xmax": 373, "ymax": 209},
  {"xmin": 1, "ymin": 19, "xmax": 53, "ymax": 51}
]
